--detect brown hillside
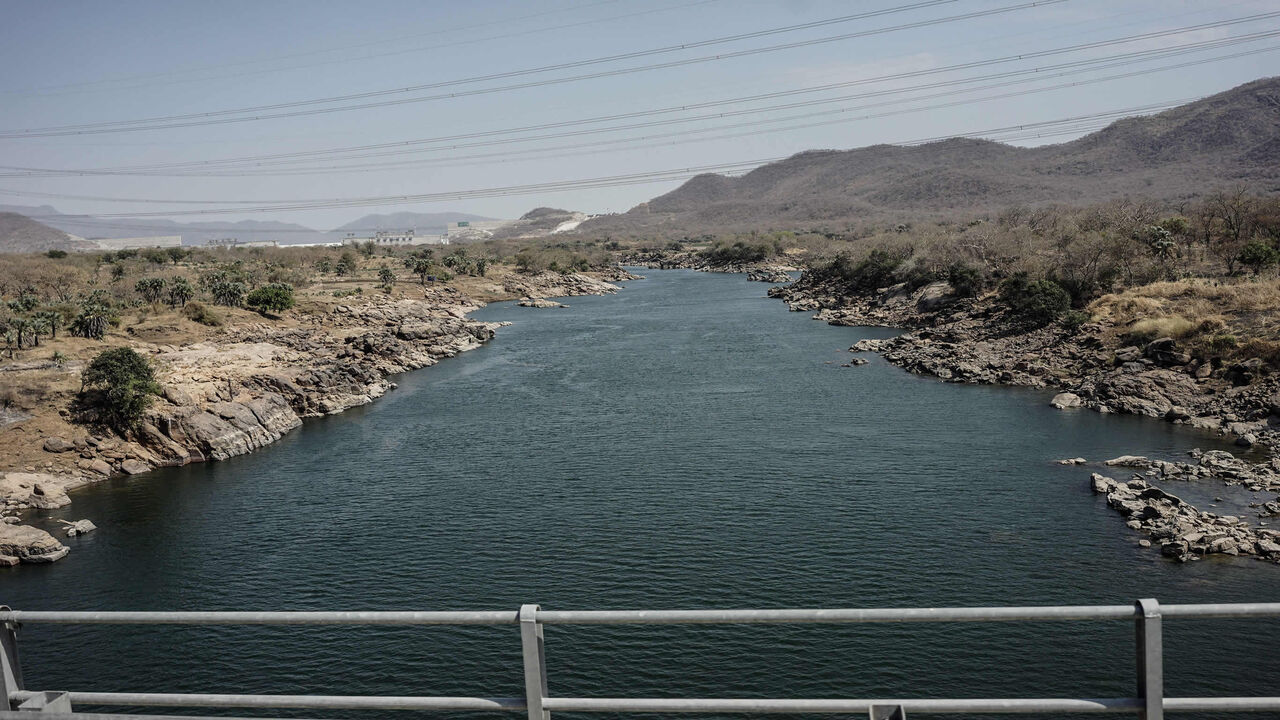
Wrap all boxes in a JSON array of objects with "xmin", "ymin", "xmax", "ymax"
[
  {"xmin": 0, "ymin": 212, "xmax": 86, "ymax": 253},
  {"xmin": 583, "ymin": 77, "xmax": 1280, "ymax": 236}
]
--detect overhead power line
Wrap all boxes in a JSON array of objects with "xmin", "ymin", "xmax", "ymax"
[
  {"xmin": 5, "ymin": 18, "xmax": 1276, "ymax": 177},
  {"xmin": 0, "ymin": 0, "xmax": 1061, "ymax": 138},
  {"xmin": 12, "ymin": 95, "xmax": 1216, "ymax": 220}
]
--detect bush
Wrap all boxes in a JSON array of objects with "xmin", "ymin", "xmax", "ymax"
[
  {"xmin": 78, "ymin": 347, "xmax": 160, "ymax": 431},
  {"xmin": 135, "ymin": 277, "xmax": 167, "ymax": 303},
  {"xmin": 1238, "ymin": 239, "xmax": 1280, "ymax": 274},
  {"xmin": 1060, "ymin": 309, "xmax": 1092, "ymax": 331},
  {"xmin": 998, "ymin": 273, "xmax": 1071, "ymax": 328},
  {"xmin": 45, "ymin": 249, "xmax": 67, "ymax": 259},
  {"xmin": 824, "ymin": 249, "xmax": 905, "ymax": 292},
  {"xmin": 245, "ymin": 283, "xmax": 295, "ymax": 315},
  {"xmin": 947, "ymin": 264, "xmax": 983, "ymax": 298},
  {"xmin": 182, "ymin": 301, "xmax": 223, "ymax": 327},
  {"xmin": 168, "ymin": 276, "xmax": 194, "ymax": 307},
  {"xmin": 210, "ymin": 280, "xmax": 246, "ymax": 307}
]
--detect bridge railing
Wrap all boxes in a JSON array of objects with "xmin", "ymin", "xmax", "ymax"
[{"xmin": 1, "ymin": 600, "xmax": 1278, "ymax": 719}]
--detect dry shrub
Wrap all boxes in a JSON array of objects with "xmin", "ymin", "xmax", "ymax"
[{"xmin": 1127, "ymin": 316, "xmax": 1196, "ymax": 341}]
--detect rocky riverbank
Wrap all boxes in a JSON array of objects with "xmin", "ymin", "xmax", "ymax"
[
  {"xmin": 770, "ymin": 275, "xmax": 1280, "ymax": 452},
  {"xmin": 766, "ymin": 268, "xmax": 1280, "ymax": 566},
  {"xmin": 0, "ymin": 269, "xmax": 633, "ymax": 566}
]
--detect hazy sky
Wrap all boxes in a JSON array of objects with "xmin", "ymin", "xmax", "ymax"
[{"xmin": 1, "ymin": 0, "xmax": 1276, "ymax": 231}]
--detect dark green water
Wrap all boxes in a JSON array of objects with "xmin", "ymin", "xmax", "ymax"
[{"xmin": 3, "ymin": 269, "xmax": 1278, "ymax": 718}]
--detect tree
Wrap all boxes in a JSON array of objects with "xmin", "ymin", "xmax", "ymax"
[
  {"xmin": 79, "ymin": 347, "xmax": 160, "ymax": 431},
  {"xmin": 135, "ymin": 276, "xmax": 167, "ymax": 303},
  {"xmin": 998, "ymin": 272, "xmax": 1071, "ymax": 328},
  {"xmin": 70, "ymin": 296, "xmax": 111, "ymax": 340},
  {"xmin": 378, "ymin": 266, "xmax": 396, "ymax": 290},
  {"xmin": 410, "ymin": 257, "xmax": 433, "ymax": 285},
  {"xmin": 46, "ymin": 249, "xmax": 67, "ymax": 259},
  {"xmin": 1238, "ymin": 239, "xmax": 1280, "ymax": 275},
  {"xmin": 166, "ymin": 246, "xmax": 188, "ymax": 264},
  {"xmin": 35, "ymin": 310, "xmax": 62, "ymax": 339},
  {"xmin": 168, "ymin": 276, "xmax": 194, "ymax": 307},
  {"xmin": 210, "ymin": 280, "xmax": 246, "ymax": 307},
  {"xmin": 334, "ymin": 252, "xmax": 358, "ymax": 277},
  {"xmin": 245, "ymin": 283, "xmax": 295, "ymax": 316}
]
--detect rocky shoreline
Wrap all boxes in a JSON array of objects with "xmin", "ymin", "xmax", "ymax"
[
  {"xmin": 0, "ymin": 270, "xmax": 634, "ymax": 566},
  {"xmin": 759, "ymin": 267, "xmax": 1280, "ymax": 566}
]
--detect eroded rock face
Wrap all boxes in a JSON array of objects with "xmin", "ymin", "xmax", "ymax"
[{"xmin": 0, "ymin": 523, "xmax": 69, "ymax": 563}]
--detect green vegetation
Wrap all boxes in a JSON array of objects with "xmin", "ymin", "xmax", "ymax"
[
  {"xmin": 244, "ymin": 283, "xmax": 295, "ymax": 315},
  {"xmin": 998, "ymin": 273, "xmax": 1071, "ymax": 328},
  {"xmin": 78, "ymin": 347, "xmax": 161, "ymax": 431}
]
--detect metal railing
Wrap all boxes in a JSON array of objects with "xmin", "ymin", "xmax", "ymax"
[{"xmin": 1, "ymin": 600, "xmax": 1278, "ymax": 719}]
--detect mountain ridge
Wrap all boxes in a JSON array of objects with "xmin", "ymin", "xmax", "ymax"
[{"xmin": 582, "ymin": 76, "xmax": 1280, "ymax": 236}]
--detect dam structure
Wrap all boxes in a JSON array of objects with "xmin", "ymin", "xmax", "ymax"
[{"xmin": 1, "ymin": 600, "xmax": 1278, "ymax": 719}]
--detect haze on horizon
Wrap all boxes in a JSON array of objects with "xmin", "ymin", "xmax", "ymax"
[{"xmin": 1, "ymin": 0, "xmax": 1277, "ymax": 232}]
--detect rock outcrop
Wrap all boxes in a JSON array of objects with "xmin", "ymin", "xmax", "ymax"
[
  {"xmin": 1091, "ymin": 473, "xmax": 1280, "ymax": 564},
  {"xmin": 0, "ymin": 523, "xmax": 69, "ymax": 564}
]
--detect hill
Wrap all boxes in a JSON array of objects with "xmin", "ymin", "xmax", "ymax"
[
  {"xmin": 582, "ymin": 77, "xmax": 1280, "ymax": 236},
  {"xmin": 0, "ymin": 212, "xmax": 85, "ymax": 252}
]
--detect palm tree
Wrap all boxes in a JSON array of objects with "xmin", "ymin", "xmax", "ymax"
[
  {"xmin": 11, "ymin": 317, "xmax": 31, "ymax": 350},
  {"xmin": 29, "ymin": 317, "xmax": 49, "ymax": 347},
  {"xmin": 36, "ymin": 311, "xmax": 61, "ymax": 339}
]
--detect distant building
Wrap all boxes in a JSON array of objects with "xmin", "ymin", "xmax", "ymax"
[
  {"xmin": 89, "ymin": 235, "xmax": 183, "ymax": 251},
  {"xmin": 205, "ymin": 237, "xmax": 277, "ymax": 248},
  {"xmin": 342, "ymin": 229, "xmax": 446, "ymax": 246}
]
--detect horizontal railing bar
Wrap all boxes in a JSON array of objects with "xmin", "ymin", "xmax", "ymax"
[
  {"xmin": 0, "ymin": 611, "xmax": 519, "ymax": 626},
  {"xmin": 535, "ymin": 607, "xmax": 1140, "ymax": 624},
  {"xmin": 543, "ymin": 697, "xmax": 1144, "ymax": 713},
  {"xmin": 1159, "ymin": 603, "xmax": 1280, "ymax": 619},
  {"xmin": 0, "ymin": 714, "xmax": 350, "ymax": 720},
  {"xmin": 11, "ymin": 692, "xmax": 1280, "ymax": 714},
  {"xmin": 1164, "ymin": 697, "xmax": 1280, "ymax": 711},
  {"xmin": 3, "ymin": 603, "xmax": 1278, "ymax": 627},
  {"xmin": 8, "ymin": 691, "xmax": 525, "ymax": 711}
]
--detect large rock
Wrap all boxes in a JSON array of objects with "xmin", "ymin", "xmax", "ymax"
[
  {"xmin": 0, "ymin": 473, "xmax": 72, "ymax": 509},
  {"xmin": 42, "ymin": 437, "xmax": 76, "ymax": 453},
  {"xmin": 0, "ymin": 523, "xmax": 69, "ymax": 563},
  {"xmin": 1051, "ymin": 392, "xmax": 1082, "ymax": 409},
  {"xmin": 914, "ymin": 282, "xmax": 957, "ymax": 312}
]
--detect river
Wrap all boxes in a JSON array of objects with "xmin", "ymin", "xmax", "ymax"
[{"xmin": 4, "ymin": 269, "xmax": 1278, "ymax": 718}]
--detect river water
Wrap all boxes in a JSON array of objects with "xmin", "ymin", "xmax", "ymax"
[{"xmin": 3, "ymin": 269, "xmax": 1278, "ymax": 719}]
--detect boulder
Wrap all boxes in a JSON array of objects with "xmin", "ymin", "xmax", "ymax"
[
  {"xmin": 77, "ymin": 458, "xmax": 112, "ymax": 476},
  {"xmin": 0, "ymin": 523, "xmax": 69, "ymax": 563},
  {"xmin": 1057, "ymin": 457, "xmax": 1087, "ymax": 465},
  {"xmin": 1144, "ymin": 338, "xmax": 1191, "ymax": 367},
  {"xmin": 914, "ymin": 282, "xmax": 957, "ymax": 312},
  {"xmin": 1105, "ymin": 455, "xmax": 1150, "ymax": 467},
  {"xmin": 1050, "ymin": 392, "xmax": 1082, "ymax": 409},
  {"xmin": 517, "ymin": 298, "xmax": 567, "ymax": 308},
  {"xmin": 120, "ymin": 460, "xmax": 151, "ymax": 475},
  {"xmin": 61, "ymin": 519, "xmax": 96, "ymax": 537},
  {"xmin": 41, "ymin": 437, "xmax": 76, "ymax": 453}
]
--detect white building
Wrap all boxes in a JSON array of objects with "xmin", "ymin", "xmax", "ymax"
[
  {"xmin": 342, "ymin": 229, "xmax": 446, "ymax": 246},
  {"xmin": 89, "ymin": 235, "xmax": 182, "ymax": 251}
]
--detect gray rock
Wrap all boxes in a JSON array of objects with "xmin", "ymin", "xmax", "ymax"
[
  {"xmin": 0, "ymin": 523, "xmax": 69, "ymax": 563},
  {"xmin": 41, "ymin": 437, "xmax": 76, "ymax": 453},
  {"xmin": 61, "ymin": 519, "xmax": 96, "ymax": 537},
  {"xmin": 120, "ymin": 460, "xmax": 151, "ymax": 475},
  {"xmin": 1050, "ymin": 392, "xmax": 1082, "ymax": 409}
]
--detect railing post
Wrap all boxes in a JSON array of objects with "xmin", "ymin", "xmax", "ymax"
[
  {"xmin": 520, "ymin": 604, "xmax": 549, "ymax": 720},
  {"xmin": 0, "ymin": 607, "xmax": 22, "ymax": 711},
  {"xmin": 1135, "ymin": 598, "xmax": 1163, "ymax": 720}
]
